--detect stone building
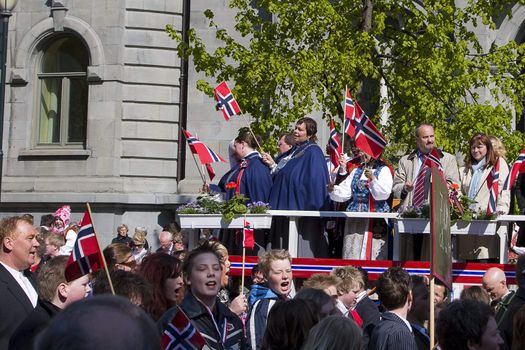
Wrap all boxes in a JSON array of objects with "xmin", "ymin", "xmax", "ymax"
[{"xmin": 0, "ymin": 0, "xmax": 524, "ymax": 246}]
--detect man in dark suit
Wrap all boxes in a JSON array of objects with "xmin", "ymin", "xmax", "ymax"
[
  {"xmin": 0, "ymin": 216, "xmax": 40, "ymax": 349},
  {"xmin": 369, "ymin": 267, "xmax": 418, "ymax": 350},
  {"xmin": 407, "ymin": 276, "xmax": 430, "ymax": 350},
  {"xmin": 482, "ymin": 267, "xmax": 514, "ymax": 324},
  {"xmin": 498, "ymin": 255, "xmax": 525, "ymax": 350}
]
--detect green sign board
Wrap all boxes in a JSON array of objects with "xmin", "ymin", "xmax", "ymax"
[{"xmin": 431, "ymin": 166, "xmax": 453, "ymax": 290}]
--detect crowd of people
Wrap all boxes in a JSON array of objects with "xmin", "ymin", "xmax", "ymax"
[{"xmin": 2, "ymin": 211, "xmax": 525, "ymax": 349}]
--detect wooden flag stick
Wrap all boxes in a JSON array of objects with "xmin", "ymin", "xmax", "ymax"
[
  {"xmin": 86, "ymin": 203, "xmax": 115, "ymax": 296},
  {"xmin": 240, "ymin": 214, "xmax": 247, "ymax": 295},
  {"xmin": 240, "ymin": 114, "xmax": 263, "ymax": 151},
  {"xmin": 430, "ymin": 277, "xmax": 435, "ymax": 350}
]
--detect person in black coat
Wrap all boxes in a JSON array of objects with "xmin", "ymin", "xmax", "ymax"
[
  {"xmin": 9, "ymin": 256, "xmax": 91, "ymax": 350},
  {"xmin": 0, "ymin": 216, "xmax": 39, "ymax": 349}
]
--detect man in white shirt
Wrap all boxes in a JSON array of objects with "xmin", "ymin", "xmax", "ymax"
[{"xmin": 0, "ymin": 216, "xmax": 40, "ymax": 349}]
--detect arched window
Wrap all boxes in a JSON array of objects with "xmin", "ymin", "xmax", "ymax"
[{"xmin": 36, "ymin": 35, "xmax": 89, "ymax": 146}]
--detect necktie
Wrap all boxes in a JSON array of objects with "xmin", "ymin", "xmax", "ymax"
[{"xmin": 413, "ymin": 156, "xmax": 429, "ymax": 207}]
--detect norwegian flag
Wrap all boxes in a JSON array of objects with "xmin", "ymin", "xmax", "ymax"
[
  {"xmin": 182, "ymin": 128, "xmax": 226, "ymax": 164},
  {"xmin": 349, "ymin": 102, "xmax": 387, "ymax": 159},
  {"xmin": 328, "ymin": 119, "xmax": 342, "ymax": 168},
  {"xmin": 487, "ymin": 157, "xmax": 500, "ymax": 215},
  {"xmin": 243, "ymin": 219, "xmax": 255, "ymax": 249},
  {"xmin": 214, "ymin": 81, "xmax": 241, "ymax": 121},
  {"xmin": 504, "ymin": 148, "xmax": 525, "ymax": 190},
  {"xmin": 424, "ymin": 148, "xmax": 445, "ymax": 180},
  {"xmin": 205, "ymin": 164, "xmax": 215, "ymax": 181},
  {"xmin": 161, "ymin": 308, "xmax": 206, "ymax": 350},
  {"xmin": 64, "ymin": 210, "xmax": 103, "ymax": 282},
  {"xmin": 343, "ymin": 87, "xmax": 355, "ymax": 136}
]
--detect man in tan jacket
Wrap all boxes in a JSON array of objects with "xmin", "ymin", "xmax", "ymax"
[{"xmin": 393, "ymin": 123, "xmax": 459, "ymax": 260}]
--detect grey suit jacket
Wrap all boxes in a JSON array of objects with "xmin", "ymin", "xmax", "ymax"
[
  {"xmin": 0, "ymin": 264, "xmax": 35, "ymax": 350},
  {"xmin": 393, "ymin": 149, "xmax": 460, "ymax": 207},
  {"xmin": 368, "ymin": 311, "xmax": 418, "ymax": 350}
]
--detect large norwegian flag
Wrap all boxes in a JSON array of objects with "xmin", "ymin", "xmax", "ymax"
[
  {"xmin": 161, "ymin": 308, "xmax": 206, "ymax": 350},
  {"xmin": 348, "ymin": 102, "xmax": 387, "ymax": 159},
  {"xmin": 214, "ymin": 81, "xmax": 241, "ymax": 121},
  {"xmin": 343, "ymin": 87, "xmax": 355, "ymax": 136},
  {"xmin": 424, "ymin": 148, "xmax": 445, "ymax": 179},
  {"xmin": 328, "ymin": 119, "xmax": 342, "ymax": 168},
  {"xmin": 243, "ymin": 219, "xmax": 255, "ymax": 249},
  {"xmin": 64, "ymin": 210, "xmax": 103, "ymax": 282},
  {"xmin": 182, "ymin": 128, "xmax": 226, "ymax": 164},
  {"xmin": 504, "ymin": 147, "xmax": 525, "ymax": 190},
  {"xmin": 487, "ymin": 157, "xmax": 500, "ymax": 215}
]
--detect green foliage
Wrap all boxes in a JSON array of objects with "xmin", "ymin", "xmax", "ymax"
[{"xmin": 166, "ymin": 0, "xmax": 525, "ymax": 158}]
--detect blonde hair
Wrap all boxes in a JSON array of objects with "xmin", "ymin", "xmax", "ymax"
[
  {"xmin": 489, "ymin": 135, "xmax": 506, "ymax": 159},
  {"xmin": 331, "ymin": 266, "xmax": 365, "ymax": 293},
  {"xmin": 303, "ymin": 274, "xmax": 341, "ymax": 291},
  {"xmin": 259, "ymin": 249, "xmax": 292, "ymax": 277}
]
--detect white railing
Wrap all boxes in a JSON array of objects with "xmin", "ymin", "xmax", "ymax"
[{"xmin": 179, "ymin": 211, "xmax": 522, "ymax": 264}]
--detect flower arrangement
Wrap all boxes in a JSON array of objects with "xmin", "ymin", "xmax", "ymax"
[
  {"xmin": 176, "ymin": 183, "xmax": 271, "ymax": 221},
  {"xmin": 398, "ymin": 183, "xmax": 498, "ymax": 221}
]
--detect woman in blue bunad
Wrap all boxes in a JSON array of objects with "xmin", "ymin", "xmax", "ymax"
[{"xmin": 328, "ymin": 148, "xmax": 393, "ymax": 260}]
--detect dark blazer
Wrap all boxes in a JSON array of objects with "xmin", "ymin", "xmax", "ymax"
[
  {"xmin": 498, "ymin": 287, "xmax": 525, "ymax": 350},
  {"xmin": 368, "ymin": 311, "xmax": 418, "ymax": 350},
  {"xmin": 0, "ymin": 263, "xmax": 35, "ymax": 350},
  {"xmin": 355, "ymin": 296, "xmax": 381, "ymax": 350},
  {"xmin": 9, "ymin": 299, "xmax": 61, "ymax": 350}
]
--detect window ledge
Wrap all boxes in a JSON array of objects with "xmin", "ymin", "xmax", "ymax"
[{"xmin": 18, "ymin": 148, "xmax": 91, "ymax": 159}]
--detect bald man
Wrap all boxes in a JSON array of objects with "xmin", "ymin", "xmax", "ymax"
[{"xmin": 482, "ymin": 267, "xmax": 514, "ymax": 323}]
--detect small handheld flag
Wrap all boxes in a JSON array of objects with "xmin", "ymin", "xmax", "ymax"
[
  {"xmin": 161, "ymin": 308, "xmax": 206, "ymax": 350},
  {"xmin": 182, "ymin": 128, "xmax": 226, "ymax": 164},
  {"xmin": 487, "ymin": 157, "xmax": 500, "ymax": 215},
  {"xmin": 64, "ymin": 210, "xmax": 103, "ymax": 282},
  {"xmin": 243, "ymin": 220, "xmax": 255, "ymax": 249},
  {"xmin": 343, "ymin": 87, "xmax": 355, "ymax": 136},
  {"xmin": 505, "ymin": 148, "xmax": 525, "ymax": 190},
  {"xmin": 328, "ymin": 119, "xmax": 342, "ymax": 168},
  {"xmin": 214, "ymin": 81, "xmax": 241, "ymax": 121},
  {"xmin": 350, "ymin": 102, "xmax": 387, "ymax": 159}
]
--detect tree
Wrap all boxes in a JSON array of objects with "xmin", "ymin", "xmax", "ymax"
[{"xmin": 166, "ymin": 0, "xmax": 525, "ymax": 158}]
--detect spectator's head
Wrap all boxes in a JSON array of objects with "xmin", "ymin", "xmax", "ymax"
[
  {"xmin": 103, "ymin": 243, "xmax": 136, "ymax": 272},
  {"xmin": 92, "ymin": 269, "xmax": 153, "ymax": 311},
  {"xmin": 251, "ymin": 263, "xmax": 266, "ymax": 285},
  {"xmin": 40, "ymin": 214, "xmax": 55, "ymax": 228},
  {"xmin": 460, "ymin": 286, "xmax": 491, "ymax": 305},
  {"xmin": 234, "ymin": 131, "xmax": 262, "ymax": 157},
  {"xmin": 303, "ymin": 273, "xmax": 341, "ymax": 300},
  {"xmin": 437, "ymin": 299, "xmax": 503, "ymax": 350},
  {"xmin": 172, "ymin": 231, "xmax": 185, "ymax": 252},
  {"xmin": 37, "ymin": 255, "xmax": 90, "ymax": 308},
  {"xmin": 376, "ymin": 267, "xmax": 412, "ymax": 311},
  {"xmin": 116, "ymin": 224, "xmax": 129, "ymax": 237},
  {"xmin": 295, "ymin": 117, "xmax": 318, "ymax": 143},
  {"xmin": 302, "ymin": 315, "xmax": 363, "ymax": 350},
  {"xmin": 295, "ymin": 287, "xmax": 341, "ymax": 319},
  {"xmin": 482, "ymin": 267, "xmax": 508, "ymax": 301},
  {"xmin": 34, "ymin": 295, "xmax": 160, "ymax": 350},
  {"xmin": 262, "ymin": 299, "xmax": 320, "ymax": 350},
  {"xmin": 182, "ymin": 241, "xmax": 222, "ymax": 307},
  {"xmin": 138, "ymin": 252, "xmax": 183, "ymax": 319},
  {"xmin": 51, "ymin": 205, "xmax": 71, "ymax": 234},
  {"xmin": 466, "ymin": 133, "xmax": 496, "ymax": 169},
  {"xmin": 132, "ymin": 231, "xmax": 146, "ymax": 251},
  {"xmin": 158, "ymin": 230, "xmax": 174, "ymax": 252},
  {"xmin": 209, "ymin": 241, "xmax": 231, "ymax": 288},
  {"xmin": 415, "ymin": 123, "xmax": 435, "ymax": 154},
  {"xmin": 489, "ymin": 135, "xmax": 506, "ymax": 159},
  {"xmin": 332, "ymin": 266, "xmax": 364, "ymax": 309},
  {"xmin": 278, "ymin": 133, "xmax": 295, "ymax": 154},
  {"xmin": 259, "ymin": 249, "xmax": 293, "ymax": 297},
  {"xmin": 0, "ymin": 216, "xmax": 40, "ymax": 271},
  {"xmin": 434, "ymin": 278, "xmax": 449, "ymax": 306},
  {"xmin": 408, "ymin": 275, "xmax": 429, "ymax": 326},
  {"xmin": 44, "ymin": 233, "xmax": 65, "ymax": 258}
]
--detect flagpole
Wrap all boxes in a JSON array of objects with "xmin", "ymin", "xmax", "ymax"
[
  {"xmin": 430, "ymin": 277, "xmax": 435, "ymax": 349},
  {"xmin": 240, "ymin": 214, "xmax": 247, "ymax": 295},
  {"xmin": 240, "ymin": 114, "xmax": 263, "ymax": 151},
  {"xmin": 86, "ymin": 203, "xmax": 115, "ymax": 296}
]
